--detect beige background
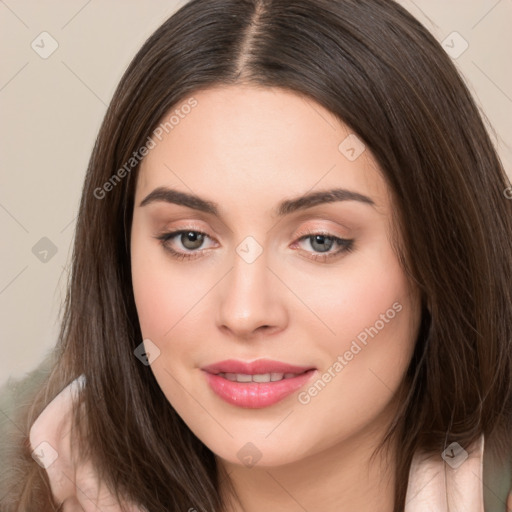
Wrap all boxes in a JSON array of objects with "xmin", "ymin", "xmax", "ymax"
[{"xmin": 0, "ymin": 0, "xmax": 511, "ymax": 387}]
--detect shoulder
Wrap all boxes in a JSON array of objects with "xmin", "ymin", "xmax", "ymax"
[{"xmin": 406, "ymin": 434, "xmax": 511, "ymax": 512}]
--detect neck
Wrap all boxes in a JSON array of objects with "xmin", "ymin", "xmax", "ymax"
[{"xmin": 218, "ymin": 415, "xmax": 398, "ymax": 512}]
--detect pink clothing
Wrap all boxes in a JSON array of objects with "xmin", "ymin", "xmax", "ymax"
[{"xmin": 405, "ymin": 434, "xmax": 485, "ymax": 511}]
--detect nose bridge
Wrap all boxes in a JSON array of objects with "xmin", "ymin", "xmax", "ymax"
[{"xmin": 216, "ymin": 235, "xmax": 286, "ymax": 336}]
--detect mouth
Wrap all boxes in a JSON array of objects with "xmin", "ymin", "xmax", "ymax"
[
  {"xmin": 216, "ymin": 371, "xmax": 306, "ymax": 383},
  {"xmin": 201, "ymin": 359, "xmax": 317, "ymax": 408}
]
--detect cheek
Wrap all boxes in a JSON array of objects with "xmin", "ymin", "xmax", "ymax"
[
  {"xmin": 132, "ymin": 270, "xmax": 185, "ymax": 338},
  {"xmin": 287, "ymin": 236, "xmax": 415, "ymax": 354},
  {"xmin": 131, "ymin": 230, "xmax": 222, "ymax": 388},
  {"xmin": 131, "ymin": 226, "xmax": 198, "ymax": 342},
  {"xmin": 292, "ymin": 238, "xmax": 420, "ymax": 411}
]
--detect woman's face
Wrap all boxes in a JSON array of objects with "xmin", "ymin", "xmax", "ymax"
[{"xmin": 130, "ymin": 84, "xmax": 422, "ymax": 467}]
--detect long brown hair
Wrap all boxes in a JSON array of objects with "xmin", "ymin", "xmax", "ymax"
[{"xmin": 4, "ymin": 0, "xmax": 512, "ymax": 510}]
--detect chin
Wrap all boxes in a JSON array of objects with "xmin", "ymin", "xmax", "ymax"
[{"xmin": 204, "ymin": 434, "xmax": 313, "ymax": 469}]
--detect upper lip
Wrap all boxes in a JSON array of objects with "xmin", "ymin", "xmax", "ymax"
[{"xmin": 201, "ymin": 359, "xmax": 315, "ymax": 375}]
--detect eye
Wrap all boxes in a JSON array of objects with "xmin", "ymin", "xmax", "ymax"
[
  {"xmin": 154, "ymin": 229, "xmax": 216, "ymax": 260},
  {"xmin": 154, "ymin": 228, "xmax": 354, "ymax": 263},
  {"xmin": 293, "ymin": 229, "xmax": 354, "ymax": 262}
]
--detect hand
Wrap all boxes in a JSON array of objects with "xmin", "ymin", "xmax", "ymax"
[{"xmin": 29, "ymin": 377, "xmax": 146, "ymax": 512}]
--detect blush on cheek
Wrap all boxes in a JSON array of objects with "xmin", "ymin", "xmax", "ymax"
[{"xmin": 310, "ymin": 279, "xmax": 401, "ymax": 351}]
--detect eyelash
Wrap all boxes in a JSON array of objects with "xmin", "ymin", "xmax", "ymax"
[{"xmin": 154, "ymin": 227, "xmax": 354, "ymax": 263}]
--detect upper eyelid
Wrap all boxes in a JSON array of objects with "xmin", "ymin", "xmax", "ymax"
[
  {"xmin": 158, "ymin": 217, "xmax": 351, "ymax": 237},
  {"xmin": 160, "ymin": 226, "xmax": 347, "ymax": 240}
]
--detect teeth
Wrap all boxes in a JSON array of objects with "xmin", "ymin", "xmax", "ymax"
[
  {"xmin": 218, "ymin": 372, "xmax": 299, "ymax": 382},
  {"xmin": 253, "ymin": 373, "xmax": 271, "ymax": 383}
]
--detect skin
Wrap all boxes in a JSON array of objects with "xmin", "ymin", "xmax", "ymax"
[{"xmin": 130, "ymin": 84, "xmax": 422, "ymax": 511}]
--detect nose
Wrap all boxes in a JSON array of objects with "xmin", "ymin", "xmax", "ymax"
[{"xmin": 216, "ymin": 245, "xmax": 288, "ymax": 341}]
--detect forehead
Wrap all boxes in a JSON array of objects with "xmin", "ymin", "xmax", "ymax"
[{"xmin": 135, "ymin": 85, "xmax": 389, "ymax": 215}]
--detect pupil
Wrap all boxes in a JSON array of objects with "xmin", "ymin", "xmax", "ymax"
[
  {"xmin": 312, "ymin": 235, "xmax": 332, "ymax": 253},
  {"xmin": 183, "ymin": 232, "xmax": 203, "ymax": 249}
]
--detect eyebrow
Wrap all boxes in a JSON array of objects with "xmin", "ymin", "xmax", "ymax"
[{"xmin": 139, "ymin": 186, "xmax": 375, "ymax": 216}]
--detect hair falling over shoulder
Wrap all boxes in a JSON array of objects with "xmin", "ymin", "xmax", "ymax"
[{"xmin": 2, "ymin": 1, "xmax": 511, "ymax": 510}]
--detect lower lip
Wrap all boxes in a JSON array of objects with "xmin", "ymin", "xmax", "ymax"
[{"xmin": 203, "ymin": 370, "xmax": 316, "ymax": 408}]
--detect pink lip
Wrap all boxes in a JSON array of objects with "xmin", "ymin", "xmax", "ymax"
[{"xmin": 201, "ymin": 359, "xmax": 316, "ymax": 409}]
